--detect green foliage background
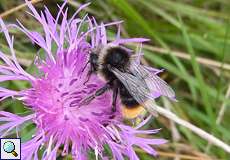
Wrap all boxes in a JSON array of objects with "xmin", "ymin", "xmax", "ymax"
[{"xmin": 0, "ymin": 0, "xmax": 230, "ymax": 159}]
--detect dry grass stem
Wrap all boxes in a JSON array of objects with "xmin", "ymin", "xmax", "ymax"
[
  {"xmin": 216, "ymin": 83, "xmax": 230, "ymax": 124},
  {"xmin": 149, "ymin": 102, "xmax": 230, "ymax": 154},
  {"xmin": 163, "ymin": 98, "xmax": 181, "ymax": 160},
  {"xmin": 128, "ymin": 44, "xmax": 230, "ymax": 71},
  {"xmin": 206, "ymin": 83, "xmax": 230, "ymax": 152},
  {"xmin": 5, "ymin": 54, "xmax": 32, "ymax": 66},
  {"xmin": 157, "ymin": 151, "xmax": 210, "ymax": 160},
  {"xmin": 0, "ymin": 0, "xmax": 42, "ymax": 19}
]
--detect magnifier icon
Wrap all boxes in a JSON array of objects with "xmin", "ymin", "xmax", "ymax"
[{"xmin": 3, "ymin": 141, "xmax": 18, "ymax": 157}]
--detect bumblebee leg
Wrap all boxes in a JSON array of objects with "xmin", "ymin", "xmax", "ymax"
[
  {"xmin": 112, "ymin": 87, "xmax": 118, "ymax": 112},
  {"xmin": 79, "ymin": 82, "xmax": 111, "ymax": 106},
  {"xmin": 111, "ymin": 79, "xmax": 120, "ymax": 112},
  {"xmin": 81, "ymin": 60, "xmax": 91, "ymax": 85},
  {"xmin": 83, "ymin": 70, "xmax": 92, "ymax": 85},
  {"xmin": 83, "ymin": 63, "xmax": 96, "ymax": 85},
  {"xmin": 81, "ymin": 60, "xmax": 89, "ymax": 73}
]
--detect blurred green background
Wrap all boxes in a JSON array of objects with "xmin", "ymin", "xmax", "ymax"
[{"xmin": 0, "ymin": 0, "xmax": 230, "ymax": 159}]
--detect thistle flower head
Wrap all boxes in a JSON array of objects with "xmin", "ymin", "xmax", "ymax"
[{"xmin": 0, "ymin": 1, "xmax": 166, "ymax": 159}]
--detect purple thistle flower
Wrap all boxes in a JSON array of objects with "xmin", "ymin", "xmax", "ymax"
[{"xmin": 0, "ymin": 1, "xmax": 167, "ymax": 159}]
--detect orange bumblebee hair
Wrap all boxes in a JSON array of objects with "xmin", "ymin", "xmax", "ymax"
[{"xmin": 121, "ymin": 105, "xmax": 146, "ymax": 119}]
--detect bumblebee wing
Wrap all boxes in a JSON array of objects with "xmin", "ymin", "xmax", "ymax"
[
  {"xmin": 130, "ymin": 63, "xmax": 175, "ymax": 99},
  {"xmin": 111, "ymin": 68, "xmax": 151, "ymax": 104},
  {"xmin": 111, "ymin": 67, "xmax": 158, "ymax": 114}
]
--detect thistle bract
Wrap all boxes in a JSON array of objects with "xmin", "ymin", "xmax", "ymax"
[{"xmin": 0, "ymin": 1, "xmax": 166, "ymax": 159}]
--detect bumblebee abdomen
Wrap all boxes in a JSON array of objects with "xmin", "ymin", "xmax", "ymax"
[
  {"xmin": 119, "ymin": 82, "xmax": 139, "ymax": 107},
  {"xmin": 119, "ymin": 83, "xmax": 146, "ymax": 119},
  {"xmin": 122, "ymin": 105, "xmax": 146, "ymax": 119},
  {"xmin": 121, "ymin": 97, "xmax": 139, "ymax": 108}
]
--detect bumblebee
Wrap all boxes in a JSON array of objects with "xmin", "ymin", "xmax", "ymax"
[{"xmin": 80, "ymin": 45, "xmax": 175, "ymax": 119}]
